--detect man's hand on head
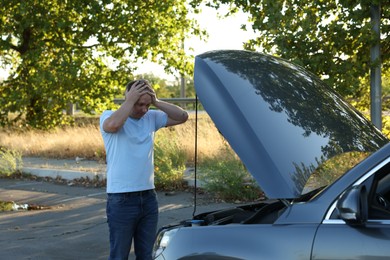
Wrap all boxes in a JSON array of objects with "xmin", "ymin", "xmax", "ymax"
[
  {"xmin": 146, "ymin": 85, "xmax": 157, "ymax": 105},
  {"xmin": 125, "ymin": 80, "xmax": 152, "ymax": 103},
  {"xmin": 138, "ymin": 80, "xmax": 158, "ymax": 104}
]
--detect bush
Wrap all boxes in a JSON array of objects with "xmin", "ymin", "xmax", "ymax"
[
  {"xmin": 0, "ymin": 148, "xmax": 23, "ymax": 176},
  {"xmin": 199, "ymin": 146, "xmax": 263, "ymax": 202},
  {"xmin": 0, "ymin": 201, "xmax": 15, "ymax": 211},
  {"xmin": 154, "ymin": 134, "xmax": 187, "ymax": 191}
]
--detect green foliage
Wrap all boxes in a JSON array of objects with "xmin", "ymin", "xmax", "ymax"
[
  {"xmin": 382, "ymin": 115, "xmax": 390, "ymax": 137},
  {"xmin": 154, "ymin": 132, "xmax": 187, "ymax": 191},
  {"xmin": 0, "ymin": 201, "xmax": 15, "ymax": 212},
  {"xmin": 0, "ymin": 148, "xmax": 22, "ymax": 176},
  {"xmin": 349, "ymin": 69, "xmax": 390, "ymax": 133},
  {"xmin": 199, "ymin": 0, "xmax": 389, "ymax": 100},
  {"xmin": 135, "ymin": 72, "xmax": 195, "ymax": 100},
  {"xmin": 0, "ymin": 0, "xmax": 205, "ymax": 129},
  {"xmin": 199, "ymin": 147, "xmax": 263, "ymax": 202}
]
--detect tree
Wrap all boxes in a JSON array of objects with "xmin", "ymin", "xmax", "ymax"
[
  {"xmin": 133, "ymin": 72, "xmax": 178, "ymax": 99},
  {"xmin": 0, "ymin": 0, "xmax": 204, "ymax": 128},
  {"xmin": 194, "ymin": 0, "xmax": 389, "ymax": 100}
]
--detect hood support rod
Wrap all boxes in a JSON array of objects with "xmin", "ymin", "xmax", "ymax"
[{"xmin": 192, "ymin": 95, "xmax": 199, "ymax": 217}]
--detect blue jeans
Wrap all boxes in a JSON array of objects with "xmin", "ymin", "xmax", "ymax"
[{"xmin": 106, "ymin": 190, "xmax": 158, "ymax": 260}]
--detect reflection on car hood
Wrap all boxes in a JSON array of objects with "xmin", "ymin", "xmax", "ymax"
[{"xmin": 194, "ymin": 50, "xmax": 388, "ymax": 199}]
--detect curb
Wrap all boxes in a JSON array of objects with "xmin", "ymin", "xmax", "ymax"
[
  {"xmin": 21, "ymin": 166, "xmax": 204, "ymax": 188},
  {"xmin": 22, "ymin": 167, "xmax": 204, "ymax": 188},
  {"xmin": 22, "ymin": 167, "xmax": 106, "ymax": 181}
]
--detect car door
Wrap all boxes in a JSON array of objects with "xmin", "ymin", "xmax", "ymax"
[
  {"xmin": 312, "ymin": 220, "xmax": 390, "ymax": 259},
  {"xmin": 311, "ymin": 161, "xmax": 390, "ymax": 260}
]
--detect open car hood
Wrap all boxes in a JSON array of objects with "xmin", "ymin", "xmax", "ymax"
[{"xmin": 194, "ymin": 50, "xmax": 388, "ymax": 199}]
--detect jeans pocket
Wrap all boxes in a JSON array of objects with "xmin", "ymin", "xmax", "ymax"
[{"xmin": 107, "ymin": 193, "xmax": 127, "ymax": 207}]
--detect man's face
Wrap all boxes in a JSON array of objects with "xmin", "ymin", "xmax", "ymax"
[{"xmin": 129, "ymin": 93, "xmax": 152, "ymax": 119}]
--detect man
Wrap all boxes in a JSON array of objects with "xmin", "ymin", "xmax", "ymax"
[{"xmin": 100, "ymin": 79, "xmax": 188, "ymax": 260}]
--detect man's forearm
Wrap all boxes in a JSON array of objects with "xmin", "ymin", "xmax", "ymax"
[
  {"xmin": 103, "ymin": 99, "xmax": 134, "ymax": 132},
  {"xmin": 154, "ymin": 99, "xmax": 188, "ymax": 123}
]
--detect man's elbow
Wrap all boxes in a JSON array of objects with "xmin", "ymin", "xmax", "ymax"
[
  {"xmin": 103, "ymin": 120, "xmax": 122, "ymax": 133},
  {"xmin": 175, "ymin": 111, "xmax": 188, "ymax": 124},
  {"xmin": 181, "ymin": 111, "xmax": 189, "ymax": 123},
  {"xmin": 166, "ymin": 111, "xmax": 189, "ymax": 127}
]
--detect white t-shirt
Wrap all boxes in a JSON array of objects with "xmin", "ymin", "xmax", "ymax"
[{"xmin": 100, "ymin": 110, "xmax": 167, "ymax": 193}]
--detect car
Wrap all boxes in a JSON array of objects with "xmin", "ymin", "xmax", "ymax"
[{"xmin": 152, "ymin": 50, "xmax": 390, "ymax": 260}]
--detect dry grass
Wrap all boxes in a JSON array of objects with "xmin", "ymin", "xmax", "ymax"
[
  {"xmin": 158, "ymin": 113, "xmax": 229, "ymax": 164},
  {"xmin": 0, "ymin": 113, "xmax": 229, "ymax": 164},
  {"xmin": 0, "ymin": 125, "xmax": 105, "ymax": 160}
]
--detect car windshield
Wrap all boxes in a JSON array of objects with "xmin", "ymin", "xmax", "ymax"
[{"xmin": 304, "ymin": 151, "xmax": 371, "ymax": 194}]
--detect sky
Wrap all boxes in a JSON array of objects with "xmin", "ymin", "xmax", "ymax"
[
  {"xmin": 135, "ymin": 6, "xmax": 255, "ymax": 80},
  {"xmin": 0, "ymin": 6, "xmax": 255, "ymax": 81},
  {"xmin": 188, "ymin": 6, "xmax": 254, "ymax": 55}
]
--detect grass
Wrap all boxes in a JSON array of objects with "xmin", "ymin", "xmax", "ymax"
[
  {"xmin": 0, "ymin": 114, "xmax": 227, "ymax": 163},
  {"xmin": 0, "ymin": 113, "xmax": 260, "ymax": 201},
  {"xmin": 0, "ymin": 201, "xmax": 15, "ymax": 211},
  {"xmin": 199, "ymin": 147, "xmax": 263, "ymax": 202},
  {"xmin": 0, "ymin": 124, "xmax": 105, "ymax": 161},
  {"xmin": 3, "ymin": 112, "xmax": 388, "ymax": 202},
  {"xmin": 0, "ymin": 148, "xmax": 23, "ymax": 176}
]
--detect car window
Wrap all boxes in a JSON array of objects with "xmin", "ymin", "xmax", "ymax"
[{"xmin": 369, "ymin": 164, "xmax": 390, "ymax": 219}]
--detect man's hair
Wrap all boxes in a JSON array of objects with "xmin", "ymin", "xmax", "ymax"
[{"xmin": 126, "ymin": 79, "xmax": 148, "ymax": 92}]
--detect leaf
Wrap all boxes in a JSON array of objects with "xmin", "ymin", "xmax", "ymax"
[{"xmin": 0, "ymin": 0, "xmax": 204, "ymax": 128}]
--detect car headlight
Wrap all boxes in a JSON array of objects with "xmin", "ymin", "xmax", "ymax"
[{"xmin": 153, "ymin": 227, "xmax": 178, "ymax": 258}]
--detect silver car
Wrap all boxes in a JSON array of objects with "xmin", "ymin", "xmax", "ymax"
[{"xmin": 153, "ymin": 50, "xmax": 390, "ymax": 260}]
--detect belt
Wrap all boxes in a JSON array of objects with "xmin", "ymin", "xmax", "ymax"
[{"xmin": 108, "ymin": 189, "xmax": 155, "ymax": 197}]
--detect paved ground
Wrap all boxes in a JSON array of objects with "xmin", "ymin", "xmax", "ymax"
[{"xmin": 0, "ymin": 157, "xmax": 234, "ymax": 260}]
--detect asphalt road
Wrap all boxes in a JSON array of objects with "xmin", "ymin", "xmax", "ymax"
[{"xmin": 0, "ymin": 175, "xmax": 234, "ymax": 259}]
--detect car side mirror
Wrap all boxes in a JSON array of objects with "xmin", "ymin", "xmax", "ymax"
[{"xmin": 336, "ymin": 185, "xmax": 368, "ymax": 225}]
